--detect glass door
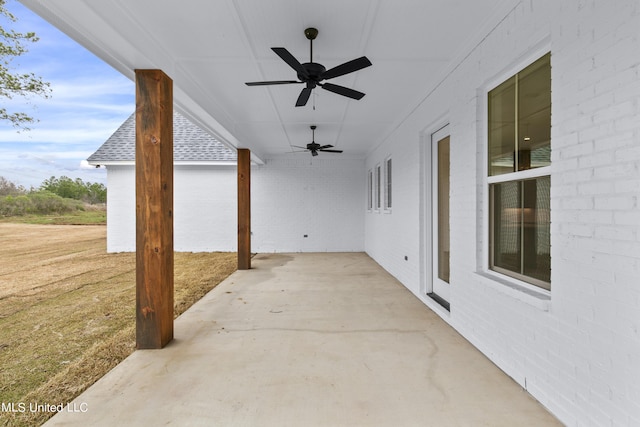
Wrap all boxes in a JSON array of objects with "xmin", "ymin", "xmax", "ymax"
[{"xmin": 430, "ymin": 126, "xmax": 450, "ymax": 309}]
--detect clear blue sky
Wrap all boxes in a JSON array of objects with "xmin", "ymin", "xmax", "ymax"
[{"xmin": 0, "ymin": 0, "xmax": 134, "ymax": 188}]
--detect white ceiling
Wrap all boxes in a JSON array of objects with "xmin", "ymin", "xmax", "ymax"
[{"xmin": 22, "ymin": 0, "xmax": 516, "ymax": 162}]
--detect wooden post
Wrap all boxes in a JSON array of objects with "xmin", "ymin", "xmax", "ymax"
[
  {"xmin": 237, "ymin": 148, "xmax": 251, "ymax": 270},
  {"xmin": 135, "ymin": 69, "xmax": 174, "ymax": 349}
]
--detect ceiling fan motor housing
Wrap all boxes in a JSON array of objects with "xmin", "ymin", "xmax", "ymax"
[{"xmin": 299, "ymin": 62, "xmax": 326, "ymax": 85}]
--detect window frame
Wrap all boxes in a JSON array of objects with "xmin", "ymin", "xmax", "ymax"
[
  {"xmin": 383, "ymin": 157, "xmax": 392, "ymax": 211},
  {"xmin": 375, "ymin": 163, "xmax": 382, "ymax": 212},
  {"xmin": 483, "ymin": 51, "xmax": 552, "ymax": 292},
  {"xmin": 367, "ymin": 168, "xmax": 373, "ymax": 211},
  {"xmin": 488, "ymin": 174, "xmax": 551, "ymax": 290}
]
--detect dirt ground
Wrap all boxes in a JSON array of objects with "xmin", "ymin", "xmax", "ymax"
[
  {"xmin": 0, "ymin": 223, "xmax": 236, "ymax": 426},
  {"xmin": 0, "ymin": 223, "xmax": 122, "ymax": 300}
]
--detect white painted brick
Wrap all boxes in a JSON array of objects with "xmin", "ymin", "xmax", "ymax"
[
  {"xmin": 615, "ymin": 144, "xmax": 640, "ymax": 162},
  {"xmin": 614, "ymin": 178, "xmax": 640, "ymax": 194},
  {"xmin": 252, "ymin": 157, "xmax": 364, "ymax": 252},
  {"xmin": 593, "ymin": 162, "xmax": 637, "ymax": 180},
  {"xmin": 558, "ymin": 196, "xmax": 594, "ymax": 211},
  {"xmin": 560, "ymin": 140, "xmax": 594, "ymax": 158},
  {"xmin": 593, "ymin": 252, "xmax": 639, "ymax": 275},
  {"xmin": 552, "ymin": 183, "xmax": 577, "ymax": 198},
  {"xmin": 594, "ymin": 196, "xmax": 636, "ymax": 210},
  {"xmin": 577, "ymin": 150, "xmax": 614, "ymax": 168},
  {"xmin": 558, "ymin": 168, "xmax": 593, "ymax": 184},
  {"xmin": 561, "ymin": 222, "xmax": 594, "ymax": 238},
  {"xmin": 576, "ymin": 180, "xmax": 614, "ymax": 196},
  {"xmin": 577, "ymin": 117, "xmax": 616, "ymax": 141},
  {"xmin": 595, "ymin": 225, "xmax": 636, "ymax": 241},
  {"xmin": 105, "ymin": 166, "xmax": 135, "ymax": 252},
  {"xmin": 606, "ymin": 240, "xmax": 640, "ymax": 258},
  {"xmin": 105, "ymin": 165, "xmax": 237, "ymax": 252},
  {"xmin": 614, "ymin": 211, "xmax": 640, "ymax": 226},
  {"xmin": 614, "ymin": 113, "xmax": 640, "ymax": 133},
  {"xmin": 593, "ymin": 98, "xmax": 636, "ymax": 124},
  {"xmin": 577, "ymin": 210, "xmax": 613, "ymax": 224},
  {"xmin": 363, "ymin": 0, "xmax": 640, "ymax": 425},
  {"xmin": 594, "ymin": 131, "xmax": 636, "ymax": 152},
  {"xmin": 106, "ymin": 159, "xmax": 365, "ymax": 254}
]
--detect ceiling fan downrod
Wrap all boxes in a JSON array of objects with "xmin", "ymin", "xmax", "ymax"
[{"xmin": 305, "ymin": 28, "xmax": 318, "ymax": 63}]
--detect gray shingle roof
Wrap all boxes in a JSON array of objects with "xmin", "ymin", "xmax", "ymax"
[{"xmin": 87, "ymin": 112, "xmax": 237, "ymax": 164}]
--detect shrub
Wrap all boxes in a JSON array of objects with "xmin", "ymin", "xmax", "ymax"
[
  {"xmin": 29, "ymin": 191, "xmax": 82, "ymax": 214},
  {"xmin": 0, "ymin": 191, "xmax": 84, "ymax": 217},
  {"xmin": 0, "ymin": 195, "xmax": 29, "ymax": 216}
]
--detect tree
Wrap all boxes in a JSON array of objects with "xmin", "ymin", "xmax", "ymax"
[
  {"xmin": 40, "ymin": 176, "xmax": 107, "ymax": 204},
  {"xmin": 41, "ymin": 176, "xmax": 83, "ymax": 200},
  {"xmin": 0, "ymin": 0, "xmax": 51, "ymax": 130},
  {"xmin": 0, "ymin": 175, "xmax": 26, "ymax": 195}
]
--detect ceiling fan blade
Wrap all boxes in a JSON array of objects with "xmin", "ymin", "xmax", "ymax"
[
  {"xmin": 311, "ymin": 150, "xmax": 319, "ymax": 157},
  {"xmin": 245, "ymin": 80, "xmax": 301, "ymax": 86},
  {"xmin": 272, "ymin": 47, "xmax": 309, "ymax": 79},
  {"xmin": 296, "ymin": 87, "xmax": 312, "ymax": 107},
  {"xmin": 321, "ymin": 56, "xmax": 372, "ymax": 80},
  {"xmin": 318, "ymin": 145, "xmax": 334, "ymax": 150},
  {"xmin": 291, "ymin": 145, "xmax": 308, "ymax": 150},
  {"xmin": 320, "ymin": 83, "xmax": 365, "ymax": 100},
  {"xmin": 319, "ymin": 149, "xmax": 343, "ymax": 153}
]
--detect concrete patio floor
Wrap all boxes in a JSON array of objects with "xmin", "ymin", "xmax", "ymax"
[{"xmin": 44, "ymin": 252, "xmax": 561, "ymax": 426}]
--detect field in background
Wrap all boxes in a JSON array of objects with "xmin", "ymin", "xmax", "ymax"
[
  {"xmin": 0, "ymin": 223, "xmax": 236, "ymax": 426},
  {"xmin": 0, "ymin": 207, "xmax": 106, "ymax": 225}
]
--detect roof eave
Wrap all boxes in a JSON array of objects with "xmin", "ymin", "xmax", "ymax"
[{"xmin": 87, "ymin": 160, "xmax": 239, "ymax": 167}]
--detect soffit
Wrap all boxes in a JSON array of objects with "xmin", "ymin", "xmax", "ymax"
[{"xmin": 21, "ymin": 0, "xmax": 517, "ymax": 161}]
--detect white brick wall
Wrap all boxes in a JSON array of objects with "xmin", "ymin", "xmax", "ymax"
[
  {"xmin": 106, "ymin": 157, "xmax": 364, "ymax": 254},
  {"xmin": 173, "ymin": 165, "xmax": 237, "ymax": 252},
  {"xmin": 105, "ymin": 166, "xmax": 136, "ymax": 252},
  {"xmin": 365, "ymin": 0, "xmax": 640, "ymax": 425},
  {"xmin": 252, "ymin": 157, "xmax": 365, "ymax": 252},
  {"xmin": 105, "ymin": 165, "xmax": 237, "ymax": 252}
]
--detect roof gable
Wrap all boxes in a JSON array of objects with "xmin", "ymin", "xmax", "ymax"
[{"xmin": 87, "ymin": 112, "xmax": 237, "ymax": 164}]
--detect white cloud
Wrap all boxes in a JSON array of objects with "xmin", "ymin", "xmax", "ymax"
[
  {"xmin": 0, "ymin": 121, "xmax": 126, "ymax": 144},
  {"xmin": 0, "ymin": 2, "xmax": 134, "ymax": 189},
  {"xmin": 51, "ymin": 78, "xmax": 133, "ymax": 99}
]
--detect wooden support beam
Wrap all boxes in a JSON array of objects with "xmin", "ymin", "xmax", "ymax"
[
  {"xmin": 237, "ymin": 148, "xmax": 251, "ymax": 270},
  {"xmin": 135, "ymin": 69, "xmax": 174, "ymax": 349}
]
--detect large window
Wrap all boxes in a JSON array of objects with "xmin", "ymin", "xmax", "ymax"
[{"xmin": 488, "ymin": 53, "xmax": 551, "ymax": 289}]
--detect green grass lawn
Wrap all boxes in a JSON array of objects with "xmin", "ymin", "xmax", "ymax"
[{"xmin": 0, "ymin": 209, "xmax": 106, "ymax": 225}]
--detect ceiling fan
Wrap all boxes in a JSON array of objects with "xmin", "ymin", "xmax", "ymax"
[
  {"xmin": 245, "ymin": 27, "xmax": 372, "ymax": 107},
  {"xmin": 293, "ymin": 125, "xmax": 343, "ymax": 156}
]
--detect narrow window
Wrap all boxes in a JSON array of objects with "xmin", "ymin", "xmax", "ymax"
[
  {"xmin": 384, "ymin": 157, "xmax": 392, "ymax": 210},
  {"xmin": 367, "ymin": 169, "xmax": 373, "ymax": 210},
  {"xmin": 437, "ymin": 137, "xmax": 450, "ymax": 283},
  {"xmin": 488, "ymin": 53, "xmax": 551, "ymax": 289},
  {"xmin": 375, "ymin": 164, "xmax": 381, "ymax": 210}
]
